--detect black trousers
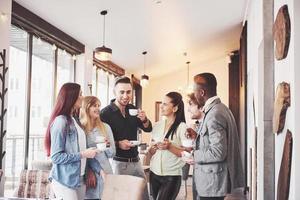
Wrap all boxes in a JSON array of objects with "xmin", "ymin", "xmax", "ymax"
[{"xmin": 150, "ymin": 171, "xmax": 181, "ymax": 200}]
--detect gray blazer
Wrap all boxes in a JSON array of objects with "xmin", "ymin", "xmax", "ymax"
[{"xmin": 193, "ymin": 98, "xmax": 244, "ymax": 197}]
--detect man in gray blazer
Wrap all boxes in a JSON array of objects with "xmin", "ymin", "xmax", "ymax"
[{"xmin": 189, "ymin": 73, "xmax": 244, "ymax": 200}]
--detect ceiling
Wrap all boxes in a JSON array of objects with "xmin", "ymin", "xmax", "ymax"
[{"xmin": 15, "ymin": 0, "xmax": 247, "ymax": 78}]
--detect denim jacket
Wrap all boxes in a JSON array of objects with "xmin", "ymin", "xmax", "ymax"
[{"xmin": 49, "ymin": 115, "xmax": 82, "ymax": 188}]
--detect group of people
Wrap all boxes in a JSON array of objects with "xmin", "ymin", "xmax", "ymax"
[{"xmin": 44, "ymin": 73, "xmax": 244, "ymax": 200}]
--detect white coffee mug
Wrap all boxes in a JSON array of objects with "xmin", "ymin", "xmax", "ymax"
[
  {"xmin": 97, "ymin": 143, "xmax": 106, "ymax": 151},
  {"xmin": 181, "ymin": 139, "xmax": 194, "ymax": 148},
  {"xmin": 129, "ymin": 109, "xmax": 138, "ymax": 116}
]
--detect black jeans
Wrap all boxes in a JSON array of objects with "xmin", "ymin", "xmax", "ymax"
[{"xmin": 150, "ymin": 171, "xmax": 181, "ymax": 200}]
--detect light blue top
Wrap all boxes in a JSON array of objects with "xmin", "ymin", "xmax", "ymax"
[
  {"xmin": 85, "ymin": 123, "xmax": 116, "ymax": 199},
  {"xmin": 49, "ymin": 115, "xmax": 82, "ymax": 189}
]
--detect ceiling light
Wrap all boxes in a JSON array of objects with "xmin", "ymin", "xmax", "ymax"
[
  {"xmin": 95, "ymin": 10, "xmax": 112, "ymax": 61},
  {"xmin": 141, "ymin": 51, "xmax": 149, "ymax": 88},
  {"xmin": 72, "ymin": 55, "xmax": 76, "ymax": 60},
  {"xmin": 0, "ymin": 12, "xmax": 7, "ymax": 22}
]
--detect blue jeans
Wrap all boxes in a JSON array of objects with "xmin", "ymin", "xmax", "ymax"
[{"xmin": 113, "ymin": 160, "xmax": 149, "ymax": 200}]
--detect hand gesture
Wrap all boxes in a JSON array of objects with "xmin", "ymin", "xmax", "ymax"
[
  {"xmin": 81, "ymin": 147, "xmax": 98, "ymax": 158},
  {"xmin": 86, "ymin": 168, "xmax": 97, "ymax": 188},
  {"xmin": 137, "ymin": 109, "xmax": 147, "ymax": 122},
  {"xmin": 186, "ymin": 128, "xmax": 198, "ymax": 140},
  {"xmin": 149, "ymin": 144, "xmax": 158, "ymax": 155},
  {"xmin": 157, "ymin": 138, "xmax": 171, "ymax": 150}
]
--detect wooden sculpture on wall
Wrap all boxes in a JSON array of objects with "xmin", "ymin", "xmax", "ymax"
[
  {"xmin": 273, "ymin": 4, "xmax": 291, "ymax": 60},
  {"xmin": 273, "ymin": 82, "xmax": 290, "ymax": 134},
  {"xmin": 277, "ymin": 130, "xmax": 293, "ymax": 200}
]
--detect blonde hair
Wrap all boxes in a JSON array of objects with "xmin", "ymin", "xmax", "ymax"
[{"xmin": 80, "ymin": 96, "xmax": 107, "ymax": 137}]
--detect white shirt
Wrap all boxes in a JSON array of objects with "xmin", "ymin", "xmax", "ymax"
[
  {"xmin": 72, "ymin": 117, "xmax": 86, "ymax": 176},
  {"xmin": 150, "ymin": 120, "xmax": 187, "ymax": 176},
  {"xmin": 202, "ymin": 96, "xmax": 219, "ymax": 113}
]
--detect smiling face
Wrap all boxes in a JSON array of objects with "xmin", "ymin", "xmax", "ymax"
[
  {"xmin": 88, "ymin": 100, "xmax": 101, "ymax": 120},
  {"xmin": 160, "ymin": 96, "xmax": 177, "ymax": 117},
  {"xmin": 187, "ymin": 100, "xmax": 203, "ymax": 120},
  {"xmin": 114, "ymin": 83, "xmax": 132, "ymax": 106}
]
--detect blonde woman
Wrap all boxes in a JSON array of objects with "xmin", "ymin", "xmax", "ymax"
[{"xmin": 80, "ymin": 96, "xmax": 115, "ymax": 200}]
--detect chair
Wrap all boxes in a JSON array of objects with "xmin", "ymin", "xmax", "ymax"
[
  {"xmin": 102, "ymin": 174, "xmax": 146, "ymax": 200},
  {"xmin": 31, "ymin": 160, "xmax": 52, "ymax": 170},
  {"xmin": 14, "ymin": 170, "xmax": 51, "ymax": 199}
]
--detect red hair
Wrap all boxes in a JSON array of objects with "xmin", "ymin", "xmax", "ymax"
[{"xmin": 44, "ymin": 83, "xmax": 81, "ymax": 156}]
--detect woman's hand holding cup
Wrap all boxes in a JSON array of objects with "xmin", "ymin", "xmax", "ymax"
[{"xmin": 81, "ymin": 147, "xmax": 98, "ymax": 158}]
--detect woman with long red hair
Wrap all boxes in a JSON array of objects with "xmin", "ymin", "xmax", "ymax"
[{"xmin": 45, "ymin": 83, "xmax": 98, "ymax": 200}]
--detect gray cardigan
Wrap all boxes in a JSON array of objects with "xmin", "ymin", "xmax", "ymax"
[
  {"xmin": 193, "ymin": 98, "xmax": 245, "ymax": 197},
  {"xmin": 85, "ymin": 123, "xmax": 116, "ymax": 199}
]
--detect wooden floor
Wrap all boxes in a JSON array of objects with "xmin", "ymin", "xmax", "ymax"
[{"xmin": 175, "ymin": 177, "xmax": 248, "ymax": 200}]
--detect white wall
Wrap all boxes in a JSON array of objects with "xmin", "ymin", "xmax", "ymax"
[
  {"xmin": 247, "ymin": 0, "xmax": 299, "ymax": 199},
  {"xmin": 274, "ymin": 0, "xmax": 299, "ymax": 200},
  {"xmin": 0, "ymin": 0, "xmax": 12, "ymax": 195},
  {"xmin": 142, "ymin": 56, "xmax": 229, "ymax": 124}
]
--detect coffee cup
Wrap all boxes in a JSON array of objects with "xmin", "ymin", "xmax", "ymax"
[
  {"xmin": 97, "ymin": 143, "xmax": 106, "ymax": 151},
  {"xmin": 129, "ymin": 140, "xmax": 140, "ymax": 146},
  {"xmin": 129, "ymin": 109, "xmax": 138, "ymax": 116},
  {"xmin": 181, "ymin": 139, "xmax": 194, "ymax": 148}
]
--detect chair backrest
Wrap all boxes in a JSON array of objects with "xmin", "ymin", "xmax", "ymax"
[
  {"xmin": 102, "ymin": 174, "xmax": 146, "ymax": 200},
  {"xmin": 14, "ymin": 170, "xmax": 51, "ymax": 199},
  {"xmin": 31, "ymin": 160, "xmax": 52, "ymax": 170}
]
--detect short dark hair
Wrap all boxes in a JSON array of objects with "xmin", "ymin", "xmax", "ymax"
[
  {"xmin": 194, "ymin": 73, "xmax": 217, "ymax": 96},
  {"xmin": 114, "ymin": 76, "xmax": 131, "ymax": 87}
]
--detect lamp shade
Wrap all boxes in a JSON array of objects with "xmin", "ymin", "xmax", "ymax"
[
  {"xmin": 95, "ymin": 10, "xmax": 112, "ymax": 61},
  {"xmin": 141, "ymin": 74, "xmax": 149, "ymax": 88},
  {"xmin": 95, "ymin": 46, "xmax": 112, "ymax": 61}
]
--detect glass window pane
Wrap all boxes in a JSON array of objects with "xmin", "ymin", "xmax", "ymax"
[
  {"xmin": 5, "ymin": 26, "xmax": 28, "ymax": 196},
  {"xmin": 108, "ymin": 74, "xmax": 115, "ymax": 103},
  {"xmin": 57, "ymin": 49, "xmax": 74, "ymax": 93},
  {"xmin": 91, "ymin": 66, "xmax": 97, "ymax": 96},
  {"xmin": 28, "ymin": 37, "xmax": 54, "ymax": 169},
  {"xmin": 97, "ymin": 69, "xmax": 108, "ymax": 107}
]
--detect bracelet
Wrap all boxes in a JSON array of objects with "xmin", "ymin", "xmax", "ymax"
[{"xmin": 141, "ymin": 117, "xmax": 148, "ymax": 123}]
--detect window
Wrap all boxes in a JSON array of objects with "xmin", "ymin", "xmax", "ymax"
[
  {"xmin": 5, "ymin": 3, "xmax": 85, "ymax": 195},
  {"xmin": 28, "ymin": 36, "xmax": 55, "ymax": 169},
  {"xmin": 57, "ymin": 48, "xmax": 74, "ymax": 93},
  {"xmin": 6, "ymin": 26, "xmax": 28, "ymax": 196},
  {"xmin": 5, "ymin": 26, "xmax": 76, "ymax": 196}
]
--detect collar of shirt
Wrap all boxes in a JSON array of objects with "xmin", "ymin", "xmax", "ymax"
[
  {"xmin": 202, "ymin": 96, "xmax": 219, "ymax": 113},
  {"xmin": 109, "ymin": 99, "xmax": 121, "ymax": 112}
]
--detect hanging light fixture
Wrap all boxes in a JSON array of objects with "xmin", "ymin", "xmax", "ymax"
[
  {"xmin": 185, "ymin": 61, "xmax": 193, "ymax": 94},
  {"xmin": 141, "ymin": 51, "xmax": 149, "ymax": 88},
  {"xmin": 95, "ymin": 10, "xmax": 112, "ymax": 61}
]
